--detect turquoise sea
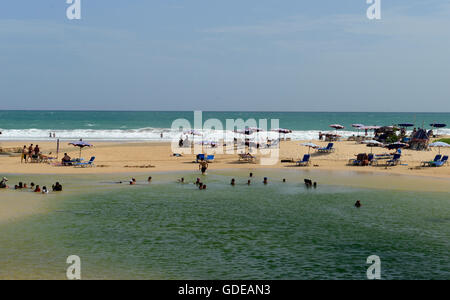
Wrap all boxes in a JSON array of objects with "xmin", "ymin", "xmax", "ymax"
[
  {"xmin": 0, "ymin": 170, "xmax": 449, "ymax": 279},
  {"xmin": 0, "ymin": 111, "xmax": 449, "ymax": 141}
]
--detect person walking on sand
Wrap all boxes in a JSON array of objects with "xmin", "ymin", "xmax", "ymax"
[
  {"xmin": 199, "ymin": 158, "xmax": 208, "ymax": 175},
  {"xmin": 21, "ymin": 145, "xmax": 27, "ymax": 163},
  {"xmin": 28, "ymin": 144, "xmax": 34, "ymax": 162}
]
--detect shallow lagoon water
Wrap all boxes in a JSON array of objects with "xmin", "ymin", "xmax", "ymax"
[{"xmin": 0, "ymin": 171, "xmax": 449, "ymax": 279}]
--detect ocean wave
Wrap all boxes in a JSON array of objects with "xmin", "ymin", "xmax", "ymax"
[{"xmin": 0, "ymin": 128, "xmax": 449, "ymax": 142}]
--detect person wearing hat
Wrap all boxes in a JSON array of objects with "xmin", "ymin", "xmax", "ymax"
[{"xmin": 0, "ymin": 177, "xmax": 9, "ymax": 189}]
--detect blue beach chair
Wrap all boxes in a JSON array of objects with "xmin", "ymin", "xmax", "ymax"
[
  {"xmin": 317, "ymin": 143, "xmax": 334, "ymax": 153},
  {"xmin": 296, "ymin": 154, "xmax": 311, "ymax": 166},
  {"xmin": 421, "ymin": 155, "xmax": 442, "ymax": 167},
  {"xmin": 387, "ymin": 154, "xmax": 401, "ymax": 166},
  {"xmin": 206, "ymin": 155, "xmax": 215, "ymax": 162},
  {"xmin": 74, "ymin": 156, "xmax": 95, "ymax": 168},
  {"xmin": 432, "ymin": 155, "xmax": 448, "ymax": 167}
]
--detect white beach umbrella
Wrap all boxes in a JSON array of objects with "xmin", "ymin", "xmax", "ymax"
[
  {"xmin": 362, "ymin": 140, "xmax": 383, "ymax": 153},
  {"xmin": 301, "ymin": 142, "xmax": 319, "ymax": 154},
  {"xmin": 429, "ymin": 141, "xmax": 450, "ymax": 154}
]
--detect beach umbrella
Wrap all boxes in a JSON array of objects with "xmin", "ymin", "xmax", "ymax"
[
  {"xmin": 429, "ymin": 141, "xmax": 450, "ymax": 154},
  {"xmin": 430, "ymin": 123, "xmax": 446, "ymax": 136},
  {"xmin": 329, "ymin": 124, "xmax": 345, "ymax": 135},
  {"xmin": 183, "ymin": 129, "xmax": 202, "ymax": 136},
  {"xmin": 386, "ymin": 142, "xmax": 408, "ymax": 150},
  {"xmin": 272, "ymin": 128, "xmax": 292, "ymax": 134},
  {"xmin": 68, "ymin": 139, "xmax": 93, "ymax": 158},
  {"xmin": 362, "ymin": 140, "xmax": 383, "ymax": 153},
  {"xmin": 398, "ymin": 123, "xmax": 414, "ymax": 128},
  {"xmin": 301, "ymin": 142, "xmax": 319, "ymax": 154}
]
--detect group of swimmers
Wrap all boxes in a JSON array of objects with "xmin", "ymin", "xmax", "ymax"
[{"xmin": 0, "ymin": 177, "xmax": 63, "ymax": 194}]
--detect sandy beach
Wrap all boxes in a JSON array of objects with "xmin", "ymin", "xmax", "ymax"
[{"xmin": 1, "ymin": 138, "xmax": 449, "ymax": 178}]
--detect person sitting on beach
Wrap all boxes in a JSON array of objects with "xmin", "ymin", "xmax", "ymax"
[
  {"xmin": 263, "ymin": 177, "xmax": 268, "ymax": 185},
  {"xmin": 52, "ymin": 182, "xmax": 63, "ymax": 191},
  {"xmin": 0, "ymin": 177, "xmax": 9, "ymax": 189},
  {"xmin": 62, "ymin": 153, "xmax": 72, "ymax": 166},
  {"xmin": 355, "ymin": 200, "xmax": 362, "ymax": 208},
  {"xmin": 199, "ymin": 158, "xmax": 208, "ymax": 175},
  {"xmin": 42, "ymin": 186, "xmax": 49, "ymax": 194},
  {"xmin": 148, "ymin": 176, "xmax": 152, "ymax": 183},
  {"xmin": 34, "ymin": 185, "xmax": 41, "ymax": 193},
  {"xmin": 230, "ymin": 178, "xmax": 235, "ymax": 186}
]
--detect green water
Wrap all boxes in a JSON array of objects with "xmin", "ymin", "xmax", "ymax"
[{"xmin": 0, "ymin": 171, "xmax": 449, "ymax": 279}]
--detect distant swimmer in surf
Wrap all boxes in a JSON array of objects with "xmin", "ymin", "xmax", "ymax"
[{"xmin": 355, "ymin": 200, "xmax": 362, "ymax": 208}]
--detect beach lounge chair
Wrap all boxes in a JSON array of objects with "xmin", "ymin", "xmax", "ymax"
[
  {"xmin": 206, "ymin": 155, "xmax": 215, "ymax": 162},
  {"xmin": 349, "ymin": 153, "xmax": 370, "ymax": 166},
  {"xmin": 421, "ymin": 155, "xmax": 442, "ymax": 167},
  {"xmin": 386, "ymin": 154, "xmax": 401, "ymax": 166},
  {"xmin": 431, "ymin": 155, "xmax": 448, "ymax": 167},
  {"xmin": 196, "ymin": 154, "xmax": 205, "ymax": 162},
  {"xmin": 317, "ymin": 143, "xmax": 334, "ymax": 153},
  {"xmin": 296, "ymin": 154, "xmax": 311, "ymax": 166},
  {"xmin": 74, "ymin": 156, "xmax": 95, "ymax": 168},
  {"xmin": 238, "ymin": 153, "xmax": 256, "ymax": 163}
]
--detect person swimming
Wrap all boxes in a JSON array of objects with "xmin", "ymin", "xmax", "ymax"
[
  {"xmin": 263, "ymin": 177, "xmax": 268, "ymax": 185},
  {"xmin": 42, "ymin": 186, "xmax": 49, "ymax": 194},
  {"xmin": 148, "ymin": 176, "xmax": 152, "ymax": 182},
  {"xmin": 130, "ymin": 178, "xmax": 136, "ymax": 185},
  {"xmin": 355, "ymin": 200, "xmax": 362, "ymax": 208},
  {"xmin": 230, "ymin": 178, "xmax": 235, "ymax": 186},
  {"xmin": 247, "ymin": 179, "xmax": 251, "ymax": 185},
  {"xmin": 178, "ymin": 177, "xmax": 185, "ymax": 183},
  {"xmin": 202, "ymin": 184, "xmax": 207, "ymax": 190},
  {"xmin": 282, "ymin": 178, "xmax": 286, "ymax": 183},
  {"xmin": 52, "ymin": 182, "xmax": 63, "ymax": 191},
  {"xmin": 249, "ymin": 172, "xmax": 253, "ymax": 178},
  {"xmin": 34, "ymin": 185, "xmax": 41, "ymax": 193},
  {"xmin": 0, "ymin": 177, "xmax": 8, "ymax": 189},
  {"xmin": 198, "ymin": 182, "xmax": 204, "ymax": 189},
  {"xmin": 195, "ymin": 178, "xmax": 201, "ymax": 185}
]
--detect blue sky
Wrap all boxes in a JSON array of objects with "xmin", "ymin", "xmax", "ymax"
[{"xmin": 0, "ymin": 0, "xmax": 449, "ymax": 111}]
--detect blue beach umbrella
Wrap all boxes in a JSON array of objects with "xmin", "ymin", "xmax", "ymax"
[
  {"xmin": 430, "ymin": 123, "xmax": 447, "ymax": 136},
  {"xmin": 68, "ymin": 139, "xmax": 93, "ymax": 158}
]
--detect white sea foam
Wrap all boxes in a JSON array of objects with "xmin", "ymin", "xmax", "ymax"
[{"xmin": 1, "ymin": 128, "xmax": 449, "ymax": 142}]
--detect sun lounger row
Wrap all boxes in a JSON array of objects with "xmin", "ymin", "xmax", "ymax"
[{"xmin": 421, "ymin": 155, "xmax": 448, "ymax": 167}]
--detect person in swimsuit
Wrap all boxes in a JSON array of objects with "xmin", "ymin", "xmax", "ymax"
[
  {"xmin": 199, "ymin": 158, "xmax": 208, "ymax": 175},
  {"xmin": 21, "ymin": 146, "xmax": 27, "ymax": 163}
]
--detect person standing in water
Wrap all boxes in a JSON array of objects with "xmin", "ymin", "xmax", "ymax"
[
  {"xmin": 199, "ymin": 158, "xmax": 208, "ymax": 175},
  {"xmin": 355, "ymin": 200, "xmax": 362, "ymax": 208}
]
